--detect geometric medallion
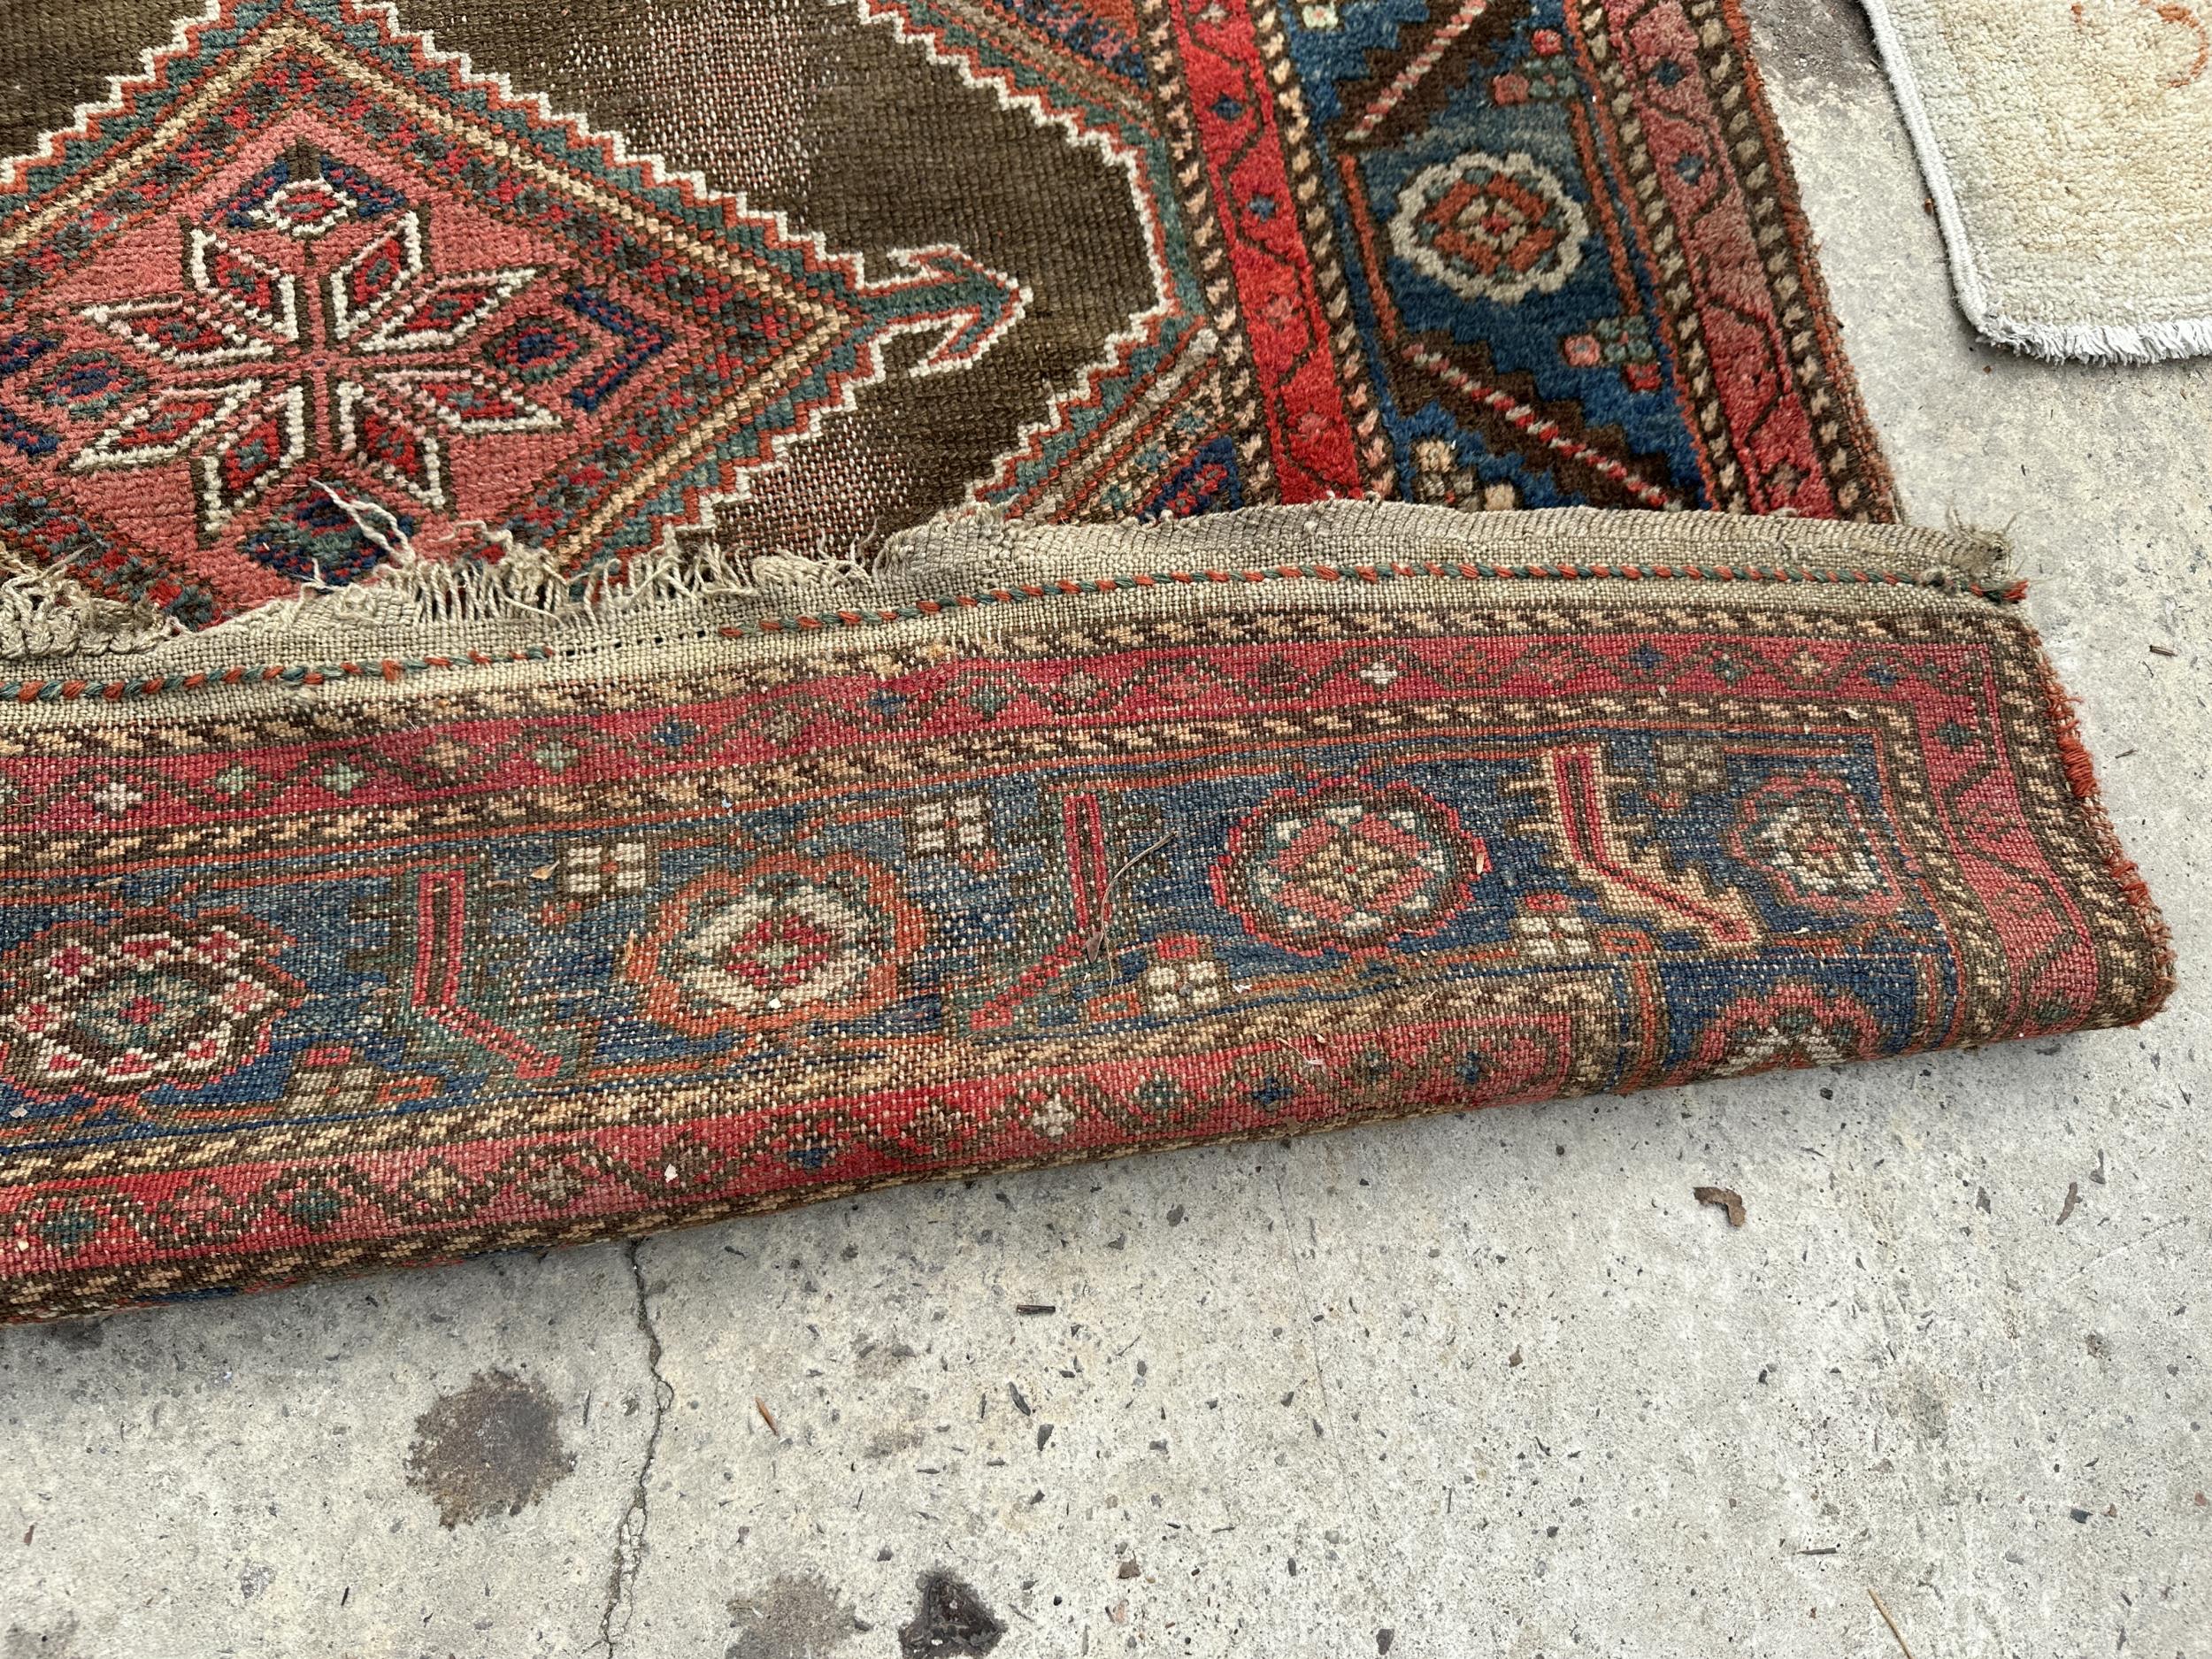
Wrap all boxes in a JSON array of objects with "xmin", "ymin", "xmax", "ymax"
[{"xmin": 0, "ymin": 0, "xmax": 1026, "ymax": 624}]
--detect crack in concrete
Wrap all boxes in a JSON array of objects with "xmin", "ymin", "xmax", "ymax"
[{"xmin": 595, "ymin": 1239, "xmax": 672, "ymax": 1658}]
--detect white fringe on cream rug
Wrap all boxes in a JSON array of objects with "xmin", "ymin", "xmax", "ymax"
[{"xmin": 1863, "ymin": 0, "xmax": 2212, "ymax": 363}]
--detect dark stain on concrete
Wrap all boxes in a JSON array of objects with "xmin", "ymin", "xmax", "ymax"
[
  {"xmin": 1894, "ymin": 1374, "xmax": 1951, "ymax": 1444},
  {"xmin": 2, "ymin": 1615, "xmax": 79, "ymax": 1659},
  {"xmin": 42, "ymin": 1319, "xmax": 104, "ymax": 1351},
  {"xmin": 864, "ymin": 1423, "xmax": 926, "ymax": 1461},
  {"xmin": 1743, "ymin": 0, "xmax": 1885, "ymax": 97},
  {"xmin": 726, "ymin": 1573, "xmax": 865, "ymax": 1659},
  {"xmin": 404, "ymin": 1369, "xmax": 575, "ymax": 1528},
  {"xmin": 852, "ymin": 1336, "xmax": 921, "ymax": 1380},
  {"xmin": 898, "ymin": 1571, "xmax": 1005, "ymax": 1658}
]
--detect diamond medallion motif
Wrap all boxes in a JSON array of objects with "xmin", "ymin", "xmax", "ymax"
[{"xmin": 0, "ymin": 0, "xmax": 1029, "ymax": 624}]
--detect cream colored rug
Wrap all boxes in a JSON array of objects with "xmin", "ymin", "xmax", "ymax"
[{"xmin": 1863, "ymin": 0, "xmax": 2212, "ymax": 362}]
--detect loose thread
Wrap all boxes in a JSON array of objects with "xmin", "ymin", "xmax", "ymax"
[{"xmin": 1081, "ymin": 833, "xmax": 1177, "ymax": 960}]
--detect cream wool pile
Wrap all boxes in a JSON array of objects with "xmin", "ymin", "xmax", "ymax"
[{"xmin": 1864, "ymin": 0, "xmax": 2212, "ymax": 362}]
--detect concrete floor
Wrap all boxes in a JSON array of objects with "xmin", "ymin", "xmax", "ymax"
[{"xmin": 4, "ymin": 2, "xmax": 2208, "ymax": 1654}]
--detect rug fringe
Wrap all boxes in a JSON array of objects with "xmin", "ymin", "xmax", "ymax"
[
  {"xmin": 0, "ymin": 560, "xmax": 180, "ymax": 659},
  {"xmin": 0, "ymin": 495, "xmax": 1337, "ymax": 659},
  {"xmin": 1, "ymin": 499, "xmax": 2016, "ymax": 664},
  {"xmin": 1970, "ymin": 311, "xmax": 2212, "ymax": 367},
  {"xmin": 0, "ymin": 488, "xmax": 916, "ymax": 660}
]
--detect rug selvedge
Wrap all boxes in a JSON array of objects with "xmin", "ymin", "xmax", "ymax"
[
  {"xmin": 0, "ymin": 548, "xmax": 2026, "ymax": 704},
  {"xmin": 0, "ymin": 508, "xmax": 2167, "ymax": 1321}
]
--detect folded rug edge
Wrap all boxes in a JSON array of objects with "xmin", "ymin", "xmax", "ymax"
[
  {"xmin": 0, "ymin": 504, "xmax": 2167, "ymax": 1324},
  {"xmin": 3, "ymin": 503, "xmax": 2016, "ymax": 685}
]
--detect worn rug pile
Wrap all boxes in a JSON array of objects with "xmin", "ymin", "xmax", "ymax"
[{"xmin": 0, "ymin": 0, "xmax": 2164, "ymax": 1320}]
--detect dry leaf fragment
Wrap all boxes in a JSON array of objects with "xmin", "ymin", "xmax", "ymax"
[{"xmin": 1694, "ymin": 1186, "xmax": 1747, "ymax": 1227}]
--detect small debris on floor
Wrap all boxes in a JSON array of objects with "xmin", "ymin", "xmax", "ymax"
[
  {"xmin": 754, "ymin": 1397, "xmax": 780, "ymax": 1437},
  {"xmin": 1507, "ymin": 1348, "xmax": 1523, "ymax": 1368},
  {"xmin": 1868, "ymin": 1586, "xmax": 1918, "ymax": 1659},
  {"xmin": 1015, "ymin": 1303, "xmax": 1056, "ymax": 1316},
  {"xmin": 898, "ymin": 1571, "xmax": 1005, "ymax": 1658},
  {"xmin": 2057, "ymin": 1181, "xmax": 2081, "ymax": 1225},
  {"xmin": 1377, "ymin": 1630, "xmax": 1396, "ymax": 1655},
  {"xmin": 1694, "ymin": 1186, "xmax": 1747, "ymax": 1227},
  {"xmin": 1118, "ymin": 1558, "xmax": 1141, "ymax": 1579}
]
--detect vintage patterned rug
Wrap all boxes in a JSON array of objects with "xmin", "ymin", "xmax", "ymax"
[
  {"xmin": 0, "ymin": 507, "xmax": 2170, "ymax": 1320},
  {"xmin": 0, "ymin": 0, "xmax": 1893, "ymax": 633},
  {"xmin": 0, "ymin": 0, "xmax": 2156, "ymax": 1322}
]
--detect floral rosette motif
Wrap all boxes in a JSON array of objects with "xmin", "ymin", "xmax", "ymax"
[
  {"xmin": 1212, "ymin": 780, "xmax": 1490, "ymax": 956},
  {"xmin": 624, "ymin": 856, "xmax": 926, "ymax": 1037},
  {"xmin": 0, "ymin": 910, "xmax": 303, "ymax": 1099}
]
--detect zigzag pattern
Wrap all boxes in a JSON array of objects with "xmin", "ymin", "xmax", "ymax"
[{"xmin": 850, "ymin": 0, "xmax": 1205, "ymax": 511}]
